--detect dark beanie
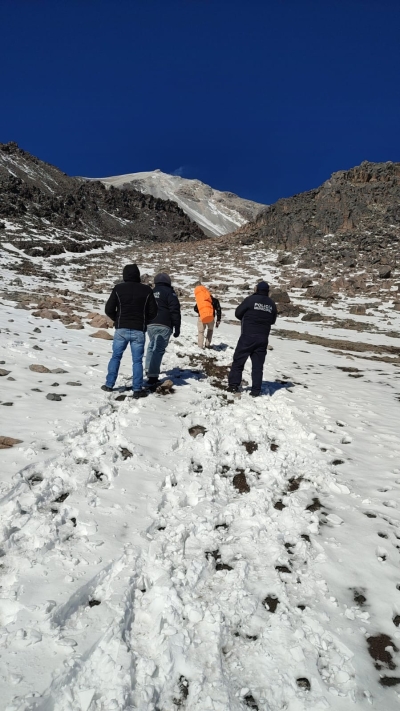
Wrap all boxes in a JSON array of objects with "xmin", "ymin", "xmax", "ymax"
[
  {"xmin": 256, "ymin": 280, "xmax": 270, "ymax": 294},
  {"xmin": 154, "ymin": 272, "xmax": 171, "ymax": 286},
  {"xmin": 123, "ymin": 264, "xmax": 140, "ymax": 282}
]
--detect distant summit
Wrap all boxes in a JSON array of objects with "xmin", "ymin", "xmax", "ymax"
[{"xmin": 90, "ymin": 170, "xmax": 267, "ymax": 237}]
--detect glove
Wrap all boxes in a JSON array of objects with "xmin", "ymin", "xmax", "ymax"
[{"xmin": 173, "ymin": 329, "xmax": 180, "ymax": 338}]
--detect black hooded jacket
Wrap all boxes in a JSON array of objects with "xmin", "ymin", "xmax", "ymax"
[
  {"xmin": 235, "ymin": 283, "xmax": 277, "ymax": 338},
  {"xmin": 105, "ymin": 265, "xmax": 158, "ymax": 331},
  {"xmin": 149, "ymin": 282, "xmax": 181, "ymax": 333}
]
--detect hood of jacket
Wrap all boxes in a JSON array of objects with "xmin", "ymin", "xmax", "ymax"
[
  {"xmin": 154, "ymin": 272, "xmax": 171, "ymax": 286},
  {"xmin": 256, "ymin": 281, "xmax": 270, "ymax": 295},
  {"xmin": 123, "ymin": 264, "xmax": 140, "ymax": 283}
]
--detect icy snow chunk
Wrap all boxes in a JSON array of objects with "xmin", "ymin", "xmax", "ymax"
[
  {"xmin": 290, "ymin": 646, "xmax": 305, "ymax": 662},
  {"xmin": 77, "ymin": 689, "xmax": 95, "ymax": 711},
  {"xmin": 187, "ymin": 608, "xmax": 203, "ymax": 623}
]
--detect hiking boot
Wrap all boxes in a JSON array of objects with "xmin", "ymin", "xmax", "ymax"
[
  {"xmin": 133, "ymin": 389, "xmax": 149, "ymax": 399},
  {"xmin": 227, "ymin": 385, "xmax": 239, "ymax": 393},
  {"xmin": 101, "ymin": 385, "xmax": 113, "ymax": 392},
  {"xmin": 147, "ymin": 376, "xmax": 159, "ymax": 387},
  {"xmin": 250, "ymin": 390, "xmax": 261, "ymax": 398}
]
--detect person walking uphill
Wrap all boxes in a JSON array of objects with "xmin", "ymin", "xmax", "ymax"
[
  {"xmin": 193, "ymin": 281, "xmax": 221, "ymax": 349},
  {"xmin": 145, "ymin": 272, "xmax": 181, "ymax": 389},
  {"xmin": 228, "ymin": 281, "xmax": 277, "ymax": 397},
  {"xmin": 102, "ymin": 264, "xmax": 158, "ymax": 399}
]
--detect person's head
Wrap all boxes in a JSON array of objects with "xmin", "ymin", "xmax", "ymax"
[
  {"xmin": 123, "ymin": 264, "xmax": 140, "ymax": 283},
  {"xmin": 193, "ymin": 280, "xmax": 202, "ymax": 288},
  {"xmin": 255, "ymin": 280, "xmax": 270, "ymax": 295},
  {"xmin": 154, "ymin": 272, "xmax": 171, "ymax": 286}
]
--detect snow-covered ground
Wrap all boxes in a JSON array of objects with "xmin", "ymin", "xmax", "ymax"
[{"xmin": 1, "ymin": 256, "xmax": 400, "ymax": 710}]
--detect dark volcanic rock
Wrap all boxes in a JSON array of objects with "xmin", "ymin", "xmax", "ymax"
[
  {"xmin": 232, "ymin": 161, "xmax": 400, "ymax": 250},
  {"xmin": 270, "ymin": 289, "xmax": 290, "ymax": 303},
  {"xmin": 349, "ymin": 304, "xmax": 366, "ymax": 315},
  {"xmin": 306, "ymin": 283, "xmax": 333, "ymax": 300},
  {"xmin": 302, "ymin": 312, "xmax": 324, "ymax": 322},
  {"xmin": 0, "ymin": 142, "xmax": 206, "ymax": 251},
  {"xmin": 228, "ymin": 162, "xmax": 400, "ymax": 280}
]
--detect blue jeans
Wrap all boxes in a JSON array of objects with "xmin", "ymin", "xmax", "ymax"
[
  {"xmin": 106, "ymin": 329, "xmax": 145, "ymax": 391},
  {"xmin": 145, "ymin": 325, "xmax": 172, "ymax": 378}
]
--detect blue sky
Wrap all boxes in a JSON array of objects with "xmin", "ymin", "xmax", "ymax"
[{"xmin": 1, "ymin": 0, "xmax": 399, "ymax": 204}]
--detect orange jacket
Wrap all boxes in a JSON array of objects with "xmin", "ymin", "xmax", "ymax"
[{"xmin": 194, "ymin": 285, "xmax": 214, "ymax": 324}]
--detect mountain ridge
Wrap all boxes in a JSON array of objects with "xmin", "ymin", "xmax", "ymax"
[
  {"xmin": 0, "ymin": 142, "xmax": 206, "ymax": 254},
  {"xmin": 88, "ymin": 169, "xmax": 267, "ymax": 237}
]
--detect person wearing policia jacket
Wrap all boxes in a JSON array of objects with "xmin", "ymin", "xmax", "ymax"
[
  {"xmin": 193, "ymin": 281, "xmax": 221, "ymax": 349},
  {"xmin": 227, "ymin": 280, "xmax": 277, "ymax": 397}
]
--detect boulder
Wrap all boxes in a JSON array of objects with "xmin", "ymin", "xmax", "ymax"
[
  {"xmin": 393, "ymin": 302, "xmax": 400, "ymax": 311},
  {"xmin": 88, "ymin": 314, "xmax": 113, "ymax": 329},
  {"xmin": 89, "ymin": 330, "xmax": 113, "ymax": 340},
  {"xmin": 302, "ymin": 312, "xmax": 324, "ymax": 322},
  {"xmin": 36, "ymin": 297, "xmax": 63, "ymax": 308},
  {"xmin": 31, "ymin": 309, "xmax": 61, "ymax": 320},
  {"xmin": 270, "ymin": 289, "xmax": 291, "ymax": 303},
  {"xmin": 0, "ymin": 369, "xmax": 11, "ymax": 376},
  {"xmin": 278, "ymin": 255, "xmax": 295, "ymax": 266},
  {"xmin": 349, "ymin": 304, "xmax": 366, "ymax": 315},
  {"xmin": 189, "ymin": 425, "xmax": 207, "ymax": 438},
  {"xmin": 306, "ymin": 283, "xmax": 333, "ymax": 300},
  {"xmin": 29, "ymin": 364, "xmax": 51, "ymax": 373},
  {"xmin": 379, "ymin": 266, "xmax": 392, "ymax": 279},
  {"xmin": 278, "ymin": 303, "xmax": 301, "ymax": 317},
  {"xmin": 0, "ymin": 436, "xmax": 23, "ymax": 449},
  {"xmin": 301, "ymin": 279, "xmax": 313, "ymax": 288}
]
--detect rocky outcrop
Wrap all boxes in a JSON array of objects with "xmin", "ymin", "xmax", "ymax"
[
  {"xmin": 0, "ymin": 142, "xmax": 206, "ymax": 252},
  {"xmin": 232, "ymin": 161, "xmax": 400, "ymax": 249},
  {"xmin": 229, "ymin": 162, "xmax": 400, "ymax": 278}
]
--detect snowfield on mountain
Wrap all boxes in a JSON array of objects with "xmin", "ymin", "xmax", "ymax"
[
  {"xmin": 92, "ymin": 170, "xmax": 266, "ymax": 237},
  {"xmin": 1, "ymin": 240, "xmax": 400, "ymax": 711}
]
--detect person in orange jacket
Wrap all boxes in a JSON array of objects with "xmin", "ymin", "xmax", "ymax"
[{"xmin": 193, "ymin": 281, "xmax": 221, "ymax": 348}]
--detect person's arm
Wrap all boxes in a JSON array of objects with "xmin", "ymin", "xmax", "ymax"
[
  {"xmin": 105, "ymin": 288, "xmax": 118, "ymax": 322},
  {"xmin": 212, "ymin": 297, "xmax": 222, "ymax": 325},
  {"xmin": 146, "ymin": 291, "xmax": 158, "ymax": 324},
  {"xmin": 271, "ymin": 301, "xmax": 278, "ymax": 325},
  {"xmin": 235, "ymin": 297, "xmax": 249, "ymax": 321},
  {"xmin": 169, "ymin": 291, "xmax": 181, "ymax": 336},
  {"xmin": 193, "ymin": 304, "xmax": 199, "ymax": 314}
]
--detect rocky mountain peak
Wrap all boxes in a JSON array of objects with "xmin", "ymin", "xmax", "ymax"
[{"xmin": 0, "ymin": 143, "xmax": 207, "ymax": 255}]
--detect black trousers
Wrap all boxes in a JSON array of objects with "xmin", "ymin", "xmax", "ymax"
[{"xmin": 228, "ymin": 334, "xmax": 268, "ymax": 392}]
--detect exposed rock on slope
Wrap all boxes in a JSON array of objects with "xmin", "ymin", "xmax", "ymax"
[
  {"xmin": 232, "ymin": 161, "xmax": 400, "ymax": 267},
  {"xmin": 0, "ymin": 142, "xmax": 206, "ymax": 254},
  {"xmin": 93, "ymin": 170, "xmax": 266, "ymax": 237}
]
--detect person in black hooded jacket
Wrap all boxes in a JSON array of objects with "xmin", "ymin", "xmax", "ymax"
[
  {"xmin": 145, "ymin": 272, "xmax": 181, "ymax": 387},
  {"xmin": 227, "ymin": 281, "xmax": 277, "ymax": 397},
  {"xmin": 102, "ymin": 264, "xmax": 158, "ymax": 398}
]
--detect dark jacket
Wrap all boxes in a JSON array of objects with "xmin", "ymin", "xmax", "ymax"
[
  {"xmin": 194, "ymin": 296, "xmax": 221, "ymax": 321},
  {"xmin": 235, "ymin": 284, "xmax": 277, "ymax": 338},
  {"xmin": 105, "ymin": 264, "xmax": 158, "ymax": 331},
  {"xmin": 149, "ymin": 282, "xmax": 181, "ymax": 333}
]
